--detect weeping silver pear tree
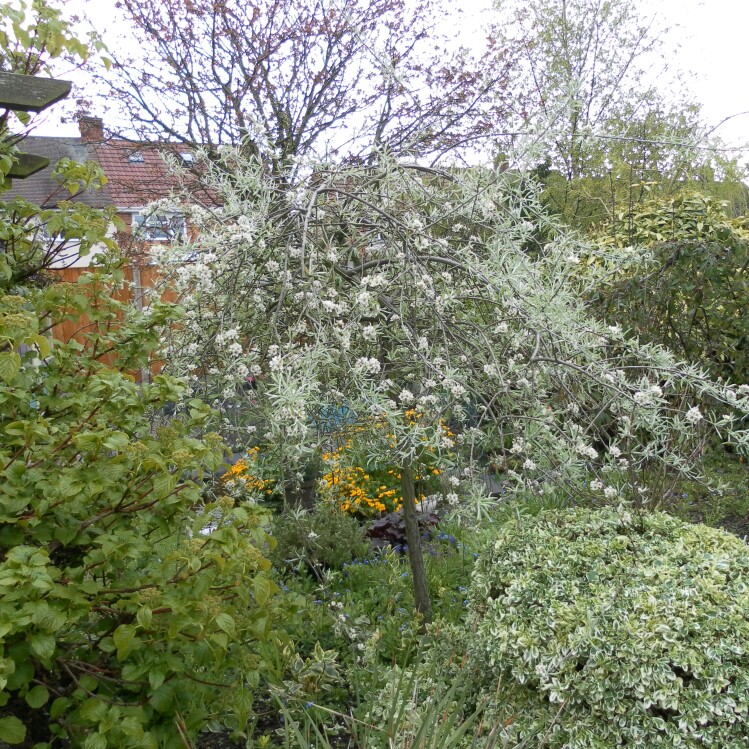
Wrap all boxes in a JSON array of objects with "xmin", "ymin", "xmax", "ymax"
[{"xmin": 151, "ymin": 148, "xmax": 749, "ymax": 621}]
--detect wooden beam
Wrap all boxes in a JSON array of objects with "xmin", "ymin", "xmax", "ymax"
[
  {"xmin": 7, "ymin": 152, "xmax": 50, "ymax": 178},
  {"xmin": 0, "ymin": 72, "xmax": 71, "ymax": 113}
]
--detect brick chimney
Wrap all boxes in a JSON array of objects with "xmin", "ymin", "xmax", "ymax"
[{"xmin": 78, "ymin": 115, "xmax": 104, "ymax": 142}]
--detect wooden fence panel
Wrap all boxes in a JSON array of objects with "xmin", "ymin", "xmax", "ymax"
[{"xmin": 48, "ymin": 264, "xmax": 175, "ymax": 381}]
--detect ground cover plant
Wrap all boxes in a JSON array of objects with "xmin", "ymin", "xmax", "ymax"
[{"xmin": 271, "ymin": 517, "xmax": 479, "ymax": 715}]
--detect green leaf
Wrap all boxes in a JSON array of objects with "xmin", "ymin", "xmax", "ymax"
[
  {"xmin": 0, "ymin": 352, "xmax": 21, "ymax": 383},
  {"xmin": 112, "ymin": 624, "xmax": 139, "ymax": 660},
  {"xmin": 0, "ymin": 716, "xmax": 26, "ymax": 745},
  {"xmin": 148, "ymin": 666, "xmax": 166, "ymax": 691},
  {"xmin": 29, "ymin": 334, "xmax": 51, "ymax": 358},
  {"xmin": 6, "ymin": 660, "xmax": 33, "ymax": 691},
  {"xmin": 83, "ymin": 733, "xmax": 106, "ymax": 749},
  {"xmin": 80, "ymin": 697, "xmax": 107, "ymax": 722},
  {"xmin": 25, "ymin": 685, "xmax": 49, "ymax": 708},
  {"xmin": 254, "ymin": 575, "xmax": 272, "ymax": 606},
  {"xmin": 49, "ymin": 697, "xmax": 71, "ymax": 719},
  {"xmin": 58, "ymin": 473, "xmax": 85, "ymax": 498},
  {"xmin": 30, "ymin": 633, "xmax": 55, "ymax": 661},
  {"xmin": 103, "ymin": 431, "xmax": 129, "ymax": 451},
  {"xmin": 148, "ymin": 682, "xmax": 175, "ymax": 713},
  {"xmin": 136, "ymin": 607, "xmax": 152, "ymax": 628},
  {"xmin": 153, "ymin": 471, "xmax": 177, "ymax": 499},
  {"xmin": 214, "ymin": 613, "xmax": 235, "ymax": 636}
]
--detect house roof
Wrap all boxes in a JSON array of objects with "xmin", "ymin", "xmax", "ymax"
[
  {"xmin": 93, "ymin": 139, "xmax": 210, "ymax": 208},
  {"xmin": 4, "ymin": 120, "xmax": 217, "ymax": 211},
  {"xmin": 4, "ymin": 136, "xmax": 113, "ymax": 209}
]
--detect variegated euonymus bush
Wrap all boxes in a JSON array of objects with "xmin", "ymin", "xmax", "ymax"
[
  {"xmin": 155, "ymin": 149, "xmax": 749, "ymax": 616},
  {"xmin": 469, "ymin": 508, "xmax": 749, "ymax": 748}
]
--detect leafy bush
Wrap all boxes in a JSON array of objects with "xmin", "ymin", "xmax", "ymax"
[
  {"xmin": 0, "ymin": 273, "xmax": 283, "ymax": 747},
  {"xmin": 588, "ymin": 192, "xmax": 749, "ymax": 384},
  {"xmin": 270, "ymin": 503, "xmax": 370, "ymax": 572},
  {"xmin": 469, "ymin": 508, "xmax": 749, "ymax": 748}
]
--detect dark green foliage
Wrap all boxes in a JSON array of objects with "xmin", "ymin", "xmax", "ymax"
[{"xmin": 587, "ymin": 193, "xmax": 749, "ymax": 383}]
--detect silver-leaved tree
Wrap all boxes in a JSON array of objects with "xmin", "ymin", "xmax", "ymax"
[{"xmin": 153, "ymin": 149, "xmax": 749, "ymax": 621}]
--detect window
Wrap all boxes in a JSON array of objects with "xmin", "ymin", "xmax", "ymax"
[
  {"xmin": 132, "ymin": 212, "xmax": 186, "ymax": 242},
  {"xmin": 128, "ymin": 151, "xmax": 145, "ymax": 163}
]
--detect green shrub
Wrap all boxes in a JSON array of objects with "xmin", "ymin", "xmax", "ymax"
[
  {"xmin": 469, "ymin": 508, "xmax": 749, "ymax": 748},
  {"xmin": 270, "ymin": 503, "xmax": 370, "ymax": 573},
  {"xmin": 0, "ymin": 273, "xmax": 284, "ymax": 748},
  {"xmin": 588, "ymin": 192, "xmax": 749, "ymax": 384}
]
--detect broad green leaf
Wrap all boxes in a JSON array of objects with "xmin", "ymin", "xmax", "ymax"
[
  {"xmin": 0, "ymin": 352, "xmax": 20, "ymax": 383},
  {"xmin": 79, "ymin": 697, "xmax": 107, "ymax": 722},
  {"xmin": 152, "ymin": 471, "xmax": 177, "ymax": 499},
  {"xmin": 103, "ymin": 431, "xmax": 129, "ymax": 451},
  {"xmin": 0, "ymin": 716, "xmax": 26, "ymax": 745},
  {"xmin": 58, "ymin": 474, "xmax": 85, "ymax": 498},
  {"xmin": 112, "ymin": 624, "xmax": 139, "ymax": 660},
  {"xmin": 148, "ymin": 682, "xmax": 175, "ymax": 713},
  {"xmin": 29, "ymin": 335, "xmax": 51, "ymax": 358},
  {"xmin": 25, "ymin": 684, "xmax": 49, "ymax": 708},
  {"xmin": 214, "ymin": 613, "xmax": 235, "ymax": 636},
  {"xmin": 136, "ymin": 607, "xmax": 152, "ymax": 628},
  {"xmin": 253, "ymin": 575, "xmax": 272, "ymax": 606},
  {"xmin": 83, "ymin": 733, "xmax": 106, "ymax": 749},
  {"xmin": 148, "ymin": 666, "xmax": 166, "ymax": 691},
  {"xmin": 29, "ymin": 633, "xmax": 55, "ymax": 661}
]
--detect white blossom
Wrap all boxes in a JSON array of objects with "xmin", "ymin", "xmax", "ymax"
[
  {"xmin": 354, "ymin": 357, "xmax": 381, "ymax": 375},
  {"xmin": 685, "ymin": 406, "xmax": 703, "ymax": 425}
]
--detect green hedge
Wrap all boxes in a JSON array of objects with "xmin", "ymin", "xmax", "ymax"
[{"xmin": 469, "ymin": 508, "xmax": 749, "ymax": 748}]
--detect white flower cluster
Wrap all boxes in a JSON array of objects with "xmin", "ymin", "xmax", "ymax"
[
  {"xmin": 445, "ymin": 380, "xmax": 467, "ymax": 399},
  {"xmin": 362, "ymin": 324, "xmax": 377, "ymax": 342},
  {"xmin": 354, "ymin": 357, "xmax": 381, "ymax": 375},
  {"xmin": 685, "ymin": 406, "xmax": 703, "ymax": 425},
  {"xmin": 576, "ymin": 442, "xmax": 598, "ymax": 460},
  {"xmin": 633, "ymin": 384, "xmax": 663, "ymax": 406},
  {"xmin": 589, "ymin": 479, "xmax": 617, "ymax": 498}
]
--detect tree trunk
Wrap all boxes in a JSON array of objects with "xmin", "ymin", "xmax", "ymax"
[{"xmin": 400, "ymin": 462, "xmax": 432, "ymax": 626}]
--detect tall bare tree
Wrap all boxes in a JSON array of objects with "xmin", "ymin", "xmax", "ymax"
[{"xmin": 96, "ymin": 0, "xmax": 515, "ymax": 173}]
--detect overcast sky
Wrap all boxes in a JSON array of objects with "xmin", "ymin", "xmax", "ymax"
[{"xmin": 33, "ymin": 0, "xmax": 749, "ymax": 159}]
